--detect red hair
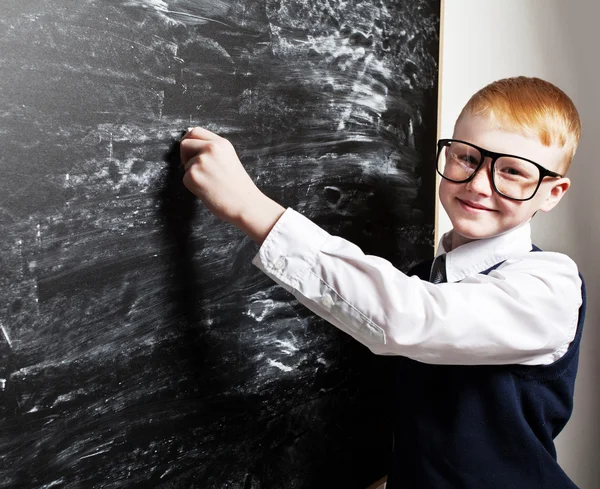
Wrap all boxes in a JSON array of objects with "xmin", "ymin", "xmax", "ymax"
[{"xmin": 457, "ymin": 77, "xmax": 581, "ymax": 173}]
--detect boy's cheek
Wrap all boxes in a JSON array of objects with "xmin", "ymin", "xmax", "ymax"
[{"xmin": 438, "ymin": 180, "xmax": 454, "ymax": 213}]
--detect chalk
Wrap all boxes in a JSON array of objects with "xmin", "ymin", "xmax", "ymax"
[{"xmin": 179, "ymin": 127, "xmax": 193, "ymax": 144}]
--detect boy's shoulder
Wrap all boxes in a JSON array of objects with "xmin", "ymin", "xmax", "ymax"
[
  {"xmin": 499, "ymin": 247, "xmax": 580, "ymax": 279},
  {"xmin": 483, "ymin": 247, "xmax": 583, "ymax": 312}
]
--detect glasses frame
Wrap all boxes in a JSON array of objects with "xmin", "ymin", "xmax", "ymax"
[{"xmin": 436, "ymin": 138, "xmax": 563, "ymax": 201}]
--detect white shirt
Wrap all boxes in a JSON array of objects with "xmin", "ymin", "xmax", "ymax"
[{"xmin": 252, "ymin": 208, "xmax": 582, "ymax": 366}]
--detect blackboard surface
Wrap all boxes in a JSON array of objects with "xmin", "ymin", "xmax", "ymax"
[{"xmin": 0, "ymin": 1, "xmax": 439, "ymax": 487}]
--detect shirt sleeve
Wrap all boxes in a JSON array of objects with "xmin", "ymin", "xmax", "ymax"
[{"xmin": 251, "ymin": 208, "xmax": 582, "ymax": 366}]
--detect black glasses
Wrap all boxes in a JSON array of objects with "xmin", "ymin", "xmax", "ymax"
[{"xmin": 436, "ymin": 139, "xmax": 563, "ymax": 201}]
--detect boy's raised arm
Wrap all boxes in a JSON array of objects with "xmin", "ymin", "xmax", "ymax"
[{"xmin": 250, "ymin": 206, "xmax": 581, "ymax": 366}]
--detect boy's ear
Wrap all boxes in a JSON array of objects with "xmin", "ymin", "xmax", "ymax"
[{"xmin": 538, "ymin": 177, "xmax": 571, "ymax": 213}]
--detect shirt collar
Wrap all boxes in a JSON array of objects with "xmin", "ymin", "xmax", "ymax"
[{"xmin": 436, "ymin": 222, "xmax": 533, "ymax": 283}]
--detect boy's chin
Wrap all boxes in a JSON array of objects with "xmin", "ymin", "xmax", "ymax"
[{"xmin": 450, "ymin": 222, "xmax": 502, "ymax": 243}]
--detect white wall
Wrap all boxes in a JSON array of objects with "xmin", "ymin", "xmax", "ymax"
[{"xmin": 439, "ymin": 1, "xmax": 600, "ymax": 487}]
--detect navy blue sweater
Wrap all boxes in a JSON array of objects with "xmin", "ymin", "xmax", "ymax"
[{"xmin": 386, "ymin": 249, "xmax": 586, "ymax": 489}]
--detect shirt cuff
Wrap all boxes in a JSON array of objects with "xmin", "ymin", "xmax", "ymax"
[{"xmin": 251, "ymin": 208, "xmax": 331, "ymax": 291}]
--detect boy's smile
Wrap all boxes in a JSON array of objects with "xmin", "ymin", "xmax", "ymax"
[{"xmin": 439, "ymin": 115, "xmax": 571, "ymax": 249}]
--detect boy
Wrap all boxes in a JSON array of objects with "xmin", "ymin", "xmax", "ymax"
[{"xmin": 179, "ymin": 76, "xmax": 584, "ymax": 488}]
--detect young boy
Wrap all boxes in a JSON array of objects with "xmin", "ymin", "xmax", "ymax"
[{"xmin": 179, "ymin": 76, "xmax": 584, "ymax": 488}]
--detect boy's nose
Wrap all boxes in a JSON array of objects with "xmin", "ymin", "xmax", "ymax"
[{"xmin": 465, "ymin": 159, "xmax": 494, "ymax": 196}]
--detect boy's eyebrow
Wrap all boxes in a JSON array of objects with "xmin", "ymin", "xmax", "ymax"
[{"xmin": 451, "ymin": 139, "xmax": 542, "ymax": 166}]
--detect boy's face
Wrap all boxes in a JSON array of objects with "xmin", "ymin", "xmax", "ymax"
[{"xmin": 439, "ymin": 115, "xmax": 571, "ymax": 248}]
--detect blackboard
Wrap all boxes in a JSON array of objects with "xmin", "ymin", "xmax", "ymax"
[{"xmin": 0, "ymin": 1, "xmax": 439, "ymax": 487}]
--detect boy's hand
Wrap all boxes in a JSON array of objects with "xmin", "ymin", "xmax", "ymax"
[{"xmin": 180, "ymin": 127, "xmax": 285, "ymax": 244}]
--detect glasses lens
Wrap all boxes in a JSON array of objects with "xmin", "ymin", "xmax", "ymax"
[
  {"xmin": 494, "ymin": 157, "xmax": 541, "ymax": 200},
  {"xmin": 438, "ymin": 141, "xmax": 482, "ymax": 182}
]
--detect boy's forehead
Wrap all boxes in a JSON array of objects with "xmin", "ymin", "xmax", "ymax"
[{"xmin": 453, "ymin": 115, "xmax": 564, "ymax": 170}]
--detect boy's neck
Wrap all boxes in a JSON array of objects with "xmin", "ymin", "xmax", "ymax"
[{"xmin": 450, "ymin": 231, "xmax": 474, "ymax": 251}]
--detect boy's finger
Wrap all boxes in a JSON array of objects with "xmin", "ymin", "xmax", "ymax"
[
  {"xmin": 183, "ymin": 156, "xmax": 198, "ymax": 173},
  {"xmin": 181, "ymin": 126, "xmax": 220, "ymax": 141},
  {"xmin": 179, "ymin": 138, "xmax": 211, "ymax": 167}
]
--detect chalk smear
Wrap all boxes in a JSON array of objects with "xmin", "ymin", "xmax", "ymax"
[
  {"xmin": 267, "ymin": 359, "xmax": 293, "ymax": 372},
  {"xmin": 122, "ymin": 0, "xmax": 231, "ymax": 27}
]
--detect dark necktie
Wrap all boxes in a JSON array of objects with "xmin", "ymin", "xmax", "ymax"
[{"xmin": 430, "ymin": 254, "xmax": 447, "ymax": 284}]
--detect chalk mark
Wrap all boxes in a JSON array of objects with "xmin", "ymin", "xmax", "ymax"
[
  {"xmin": 168, "ymin": 9, "xmax": 231, "ymax": 27},
  {"xmin": 79, "ymin": 449, "xmax": 111, "ymax": 461},
  {"xmin": 1, "ymin": 323, "xmax": 12, "ymax": 349}
]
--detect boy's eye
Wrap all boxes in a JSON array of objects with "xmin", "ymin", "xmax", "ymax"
[
  {"xmin": 456, "ymin": 153, "xmax": 479, "ymax": 165},
  {"xmin": 503, "ymin": 167, "xmax": 522, "ymax": 176},
  {"xmin": 496, "ymin": 157, "xmax": 537, "ymax": 180}
]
